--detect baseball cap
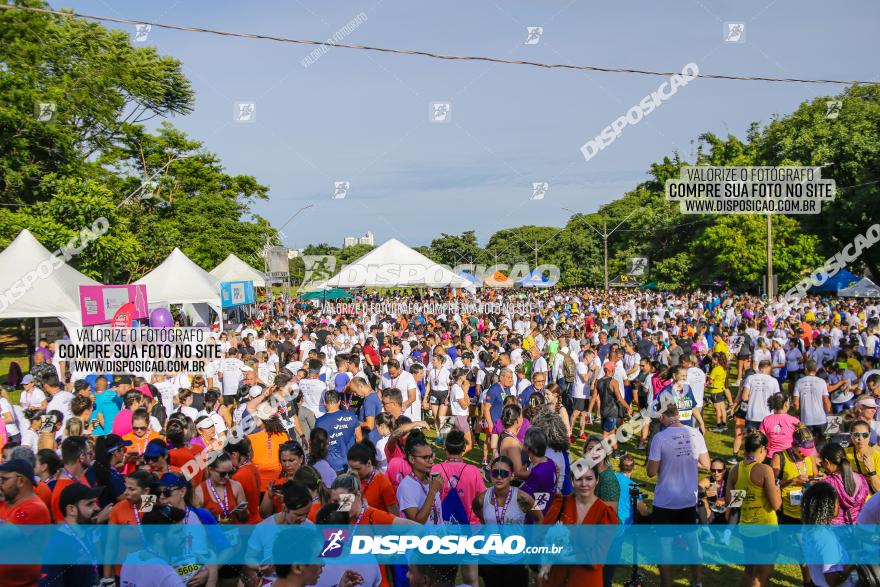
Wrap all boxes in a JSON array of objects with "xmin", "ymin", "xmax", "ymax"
[
  {"xmin": 248, "ymin": 385, "xmax": 265, "ymax": 398},
  {"xmin": 135, "ymin": 384, "xmax": 153, "ymax": 399},
  {"xmin": 143, "ymin": 442, "xmax": 168, "ymax": 459},
  {"xmin": 59, "ymin": 483, "xmax": 104, "ymax": 514},
  {"xmin": 21, "ymin": 374, "xmax": 34, "ymax": 385},
  {"xmin": 104, "ymin": 434, "xmax": 133, "ymax": 454},
  {"xmin": 603, "ymin": 361, "xmax": 616, "ymax": 374},
  {"xmin": 0, "ymin": 459, "xmax": 36, "ymax": 481},
  {"xmin": 158, "ymin": 472, "xmax": 188, "ymax": 489}
]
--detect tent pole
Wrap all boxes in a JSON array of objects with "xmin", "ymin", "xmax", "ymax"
[{"xmin": 35, "ymin": 317, "xmax": 40, "ymax": 348}]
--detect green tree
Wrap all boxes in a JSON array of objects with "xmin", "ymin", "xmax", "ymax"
[{"xmin": 0, "ymin": 0, "xmax": 193, "ymax": 205}]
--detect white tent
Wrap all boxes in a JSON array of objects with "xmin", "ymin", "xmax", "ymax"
[
  {"xmin": 210, "ymin": 254, "xmax": 266, "ymax": 287},
  {"xmin": 315, "ymin": 238, "xmax": 475, "ymax": 292},
  {"xmin": 838, "ymin": 277, "xmax": 880, "ymax": 298},
  {"xmin": 0, "ymin": 229, "xmax": 99, "ymax": 329},
  {"xmin": 135, "ymin": 248, "xmax": 222, "ymax": 325}
]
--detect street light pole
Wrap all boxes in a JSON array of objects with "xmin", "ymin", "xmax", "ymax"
[
  {"xmin": 562, "ymin": 207, "xmax": 641, "ymax": 291},
  {"xmin": 268, "ymin": 203, "xmax": 314, "ymax": 319}
]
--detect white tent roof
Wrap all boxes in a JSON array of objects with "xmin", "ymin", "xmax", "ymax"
[
  {"xmin": 316, "ymin": 238, "xmax": 475, "ymax": 292},
  {"xmin": 0, "ymin": 229, "xmax": 100, "ymax": 326},
  {"xmin": 210, "ymin": 254, "xmax": 266, "ymax": 288},
  {"xmin": 838, "ymin": 277, "xmax": 880, "ymax": 298},
  {"xmin": 135, "ymin": 247, "xmax": 221, "ymax": 306}
]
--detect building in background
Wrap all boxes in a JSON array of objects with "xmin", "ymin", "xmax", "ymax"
[{"xmin": 343, "ymin": 231, "xmax": 374, "ymax": 248}]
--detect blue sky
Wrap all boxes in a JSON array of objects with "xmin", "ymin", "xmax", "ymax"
[{"xmin": 60, "ymin": 0, "xmax": 879, "ymax": 249}]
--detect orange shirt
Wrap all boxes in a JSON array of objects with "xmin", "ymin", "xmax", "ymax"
[
  {"xmin": 362, "ymin": 471, "xmax": 397, "ymax": 514},
  {"xmin": 198, "ymin": 479, "xmax": 239, "ymax": 523},
  {"xmin": 123, "ymin": 431, "xmax": 160, "ymax": 455},
  {"xmin": 249, "ymin": 431, "xmax": 288, "ymax": 491},
  {"xmin": 169, "ymin": 446, "xmax": 205, "ymax": 486},
  {"xmin": 232, "ymin": 462, "xmax": 263, "ymax": 524},
  {"xmin": 357, "ymin": 505, "xmax": 396, "ymax": 525},
  {"xmin": 50, "ymin": 471, "xmax": 89, "ymax": 523},
  {"xmin": 34, "ymin": 481, "xmax": 53, "ymax": 511},
  {"xmin": 109, "ymin": 499, "xmax": 144, "ymax": 576},
  {"xmin": 540, "ymin": 496, "xmax": 618, "ymax": 587},
  {"xmin": 306, "ymin": 500, "xmax": 323, "ymax": 523},
  {"xmin": 0, "ymin": 494, "xmax": 51, "ymax": 587}
]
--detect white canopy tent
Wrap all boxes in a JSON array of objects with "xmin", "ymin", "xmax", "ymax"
[
  {"xmin": 0, "ymin": 229, "xmax": 99, "ymax": 332},
  {"xmin": 838, "ymin": 277, "xmax": 880, "ymax": 298},
  {"xmin": 135, "ymin": 248, "xmax": 222, "ymax": 327},
  {"xmin": 314, "ymin": 238, "xmax": 476, "ymax": 292},
  {"xmin": 210, "ymin": 254, "xmax": 267, "ymax": 287}
]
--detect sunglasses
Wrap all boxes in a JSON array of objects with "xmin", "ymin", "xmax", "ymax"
[
  {"xmin": 144, "ymin": 456, "xmax": 161, "ymax": 463},
  {"xmin": 851, "ymin": 432, "xmax": 870, "ymax": 439},
  {"xmin": 711, "ymin": 468, "xmax": 725, "ymax": 473},
  {"xmin": 491, "ymin": 469, "xmax": 511, "ymax": 479},
  {"xmin": 795, "ymin": 441, "xmax": 816, "ymax": 449},
  {"xmin": 132, "ymin": 426, "xmax": 148, "ymax": 431},
  {"xmin": 414, "ymin": 453, "xmax": 435, "ymax": 461},
  {"xmin": 160, "ymin": 488, "xmax": 180, "ymax": 497},
  {"xmin": 212, "ymin": 470, "xmax": 231, "ymax": 478}
]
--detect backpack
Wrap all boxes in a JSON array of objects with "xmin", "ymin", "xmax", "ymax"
[
  {"xmin": 438, "ymin": 463, "xmax": 470, "ymax": 525},
  {"xmin": 561, "ymin": 351, "xmax": 576, "ymax": 384},
  {"xmin": 482, "ymin": 366, "xmax": 499, "ymax": 389}
]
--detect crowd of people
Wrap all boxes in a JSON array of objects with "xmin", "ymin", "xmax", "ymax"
[{"xmin": 1, "ymin": 287, "xmax": 879, "ymax": 587}]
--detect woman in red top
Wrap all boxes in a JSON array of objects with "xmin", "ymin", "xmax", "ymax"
[
  {"xmin": 259, "ymin": 440, "xmax": 305, "ymax": 518},
  {"xmin": 539, "ymin": 464, "xmax": 618, "ymax": 587},
  {"xmin": 347, "ymin": 442, "xmax": 399, "ymax": 515},
  {"xmin": 228, "ymin": 439, "xmax": 263, "ymax": 525},
  {"xmin": 293, "ymin": 464, "xmax": 331, "ymax": 523},
  {"xmin": 193, "ymin": 453, "xmax": 249, "ymax": 524}
]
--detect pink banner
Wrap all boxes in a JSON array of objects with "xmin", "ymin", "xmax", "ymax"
[{"xmin": 79, "ymin": 285, "xmax": 149, "ymax": 326}]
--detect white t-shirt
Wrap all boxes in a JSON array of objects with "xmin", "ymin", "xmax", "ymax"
[
  {"xmin": 428, "ymin": 366, "xmax": 451, "ymax": 391},
  {"xmin": 19, "ymin": 387, "xmax": 47, "ymax": 410},
  {"xmin": 573, "ymin": 362, "xmax": 589, "ymax": 400},
  {"xmin": 46, "ymin": 390, "xmax": 74, "ymax": 423},
  {"xmin": 449, "ymin": 384, "xmax": 468, "ymax": 417},
  {"xmin": 315, "ymin": 559, "xmax": 382, "ymax": 587},
  {"xmin": 743, "ymin": 373, "xmax": 780, "ymax": 423},
  {"xmin": 120, "ymin": 552, "xmax": 186, "ymax": 586},
  {"xmin": 794, "ymin": 375, "xmax": 830, "ymax": 426},
  {"xmin": 0, "ymin": 398, "xmax": 20, "ymax": 436},
  {"xmin": 154, "ymin": 380, "xmax": 179, "ymax": 416},
  {"xmin": 648, "ymin": 424, "xmax": 708, "ymax": 510},
  {"xmin": 381, "ymin": 371, "xmax": 421, "ymax": 421},
  {"xmin": 397, "ymin": 474, "xmax": 442, "ymax": 524},
  {"xmin": 686, "ymin": 367, "xmax": 706, "ymax": 409},
  {"xmin": 375, "ymin": 436, "xmax": 390, "ymax": 472},
  {"xmin": 532, "ymin": 356, "xmax": 548, "ymax": 374},
  {"xmin": 219, "ymin": 358, "xmax": 244, "ymax": 396},
  {"xmin": 298, "ymin": 378, "xmax": 328, "ymax": 417},
  {"xmin": 20, "ymin": 427, "xmax": 38, "ymax": 450}
]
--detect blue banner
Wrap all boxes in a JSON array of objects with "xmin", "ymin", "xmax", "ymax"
[
  {"xmin": 2, "ymin": 524, "xmax": 878, "ymax": 565},
  {"xmin": 220, "ymin": 280, "xmax": 255, "ymax": 308}
]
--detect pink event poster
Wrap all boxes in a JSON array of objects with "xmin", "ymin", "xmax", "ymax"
[{"xmin": 79, "ymin": 285, "xmax": 149, "ymax": 326}]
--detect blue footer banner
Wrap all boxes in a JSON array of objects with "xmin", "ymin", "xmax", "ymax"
[{"xmin": 1, "ymin": 524, "xmax": 878, "ymax": 565}]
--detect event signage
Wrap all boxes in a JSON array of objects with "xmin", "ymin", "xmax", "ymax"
[
  {"xmin": 221, "ymin": 280, "xmax": 255, "ymax": 308},
  {"xmin": 79, "ymin": 285, "xmax": 149, "ymax": 326}
]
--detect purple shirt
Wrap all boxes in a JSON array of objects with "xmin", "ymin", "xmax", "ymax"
[
  {"xmin": 520, "ymin": 459, "xmax": 558, "ymax": 513},
  {"xmin": 492, "ymin": 418, "xmax": 530, "ymax": 441}
]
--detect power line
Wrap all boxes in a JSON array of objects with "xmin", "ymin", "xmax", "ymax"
[{"xmin": 1, "ymin": 4, "xmax": 877, "ymax": 86}]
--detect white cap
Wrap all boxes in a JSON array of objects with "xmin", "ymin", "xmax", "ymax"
[{"xmin": 248, "ymin": 385, "xmax": 264, "ymax": 398}]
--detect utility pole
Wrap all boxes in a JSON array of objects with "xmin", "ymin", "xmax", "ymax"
[{"xmin": 562, "ymin": 207, "xmax": 641, "ymax": 291}]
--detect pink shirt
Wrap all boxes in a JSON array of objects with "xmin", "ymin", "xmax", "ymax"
[
  {"xmin": 386, "ymin": 456, "xmax": 412, "ymax": 491},
  {"xmin": 492, "ymin": 418, "xmax": 530, "ymax": 441},
  {"xmin": 431, "ymin": 460, "xmax": 486, "ymax": 524},
  {"xmin": 111, "ymin": 409, "xmax": 133, "ymax": 437},
  {"xmin": 759, "ymin": 413, "xmax": 800, "ymax": 457}
]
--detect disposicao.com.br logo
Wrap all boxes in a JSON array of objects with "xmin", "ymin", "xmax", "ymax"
[{"xmin": 348, "ymin": 534, "xmax": 562, "ymax": 556}]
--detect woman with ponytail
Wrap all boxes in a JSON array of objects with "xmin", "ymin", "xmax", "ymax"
[{"xmin": 818, "ymin": 442, "xmax": 869, "ymax": 524}]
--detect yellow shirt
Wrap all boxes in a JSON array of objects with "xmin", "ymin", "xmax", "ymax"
[
  {"xmin": 847, "ymin": 358, "xmax": 864, "ymax": 378},
  {"xmin": 845, "ymin": 447, "xmax": 880, "ymax": 480},
  {"xmin": 778, "ymin": 452, "xmax": 816, "ymax": 519},
  {"xmin": 734, "ymin": 461, "xmax": 778, "ymax": 527},
  {"xmin": 714, "ymin": 340, "xmax": 729, "ymax": 357},
  {"xmin": 709, "ymin": 365, "xmax": 727, "ymax": 392}
]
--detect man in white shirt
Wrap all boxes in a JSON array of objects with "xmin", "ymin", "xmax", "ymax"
[
  {"xmin": 646, "ymin": 402, "xmax": 709, "ymax": 587},
  {"xmin": 793, "ymin": 359, "xmax": 831, "ymax": 438},
  {"xmin": 18, "ymin": 374, "xmax": 47, "ymax": 410},
  {"xmin": 298, "ymin": 359, "xmax": 329, "ymax": 441},
  {"xmin": 381, "ymin": 360, "xmax": 420, "ymax": 421},
  {"xmin": 743, "ymin": 360, "xmax": 780, "ymax": 428},
  {"xmin": 218, "ymin": 348, "xmax": 245, "ymax": 399},
  {"xmin": 43, "ymin": 375, "xmax": 74, "ymax": 424},
  {"xmin": 681, "ymin": 353, "xmax": 706, "ymax": 411},
  {"xmin": 530, "ymin": 346, "xmax": 548, "ymax": 375}
]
